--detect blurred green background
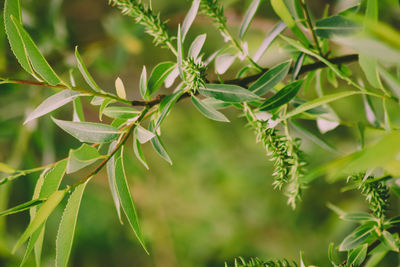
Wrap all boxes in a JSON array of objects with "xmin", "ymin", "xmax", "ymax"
[{"xmin": 1, "ymin": 0, "xmax": 400, "ymax": 266}]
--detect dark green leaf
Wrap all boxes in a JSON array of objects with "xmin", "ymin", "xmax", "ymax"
[
  {"xmin": 339, "ymin": 222, "xmax": 376, "ymax": 251},
  {"xmin": 340, "ymin": 212, "xmax": 375, "ymax": 222},
  {"xmin": 0, "ymin": 199, "xmax": 45, "ymax": 217},
  {"xmin": 259, "ymin": 80, "xmax": 303, "ymax": 110},
  {"xmin": 315, "ymin": 16, "xmax": 360, "ymax": 39},
  {"xmin": 249, "ymin": 61, "xmax": 291, "ymax": 96},
  {"xmin": 347, "ymin": 244, "xmax": 368, "ymax": 266},
  {"xmin": 199, "ymin": 84, "xmax": 262, "ymax": 103},
  {"xmin": 147, "ymin": 62, "xmax": 176, "ymax": 96}
]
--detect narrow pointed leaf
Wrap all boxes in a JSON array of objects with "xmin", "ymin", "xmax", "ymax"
[
  {"xmin": 147, "ymin": 62, "xmax": 176, "ymax": 96},
  {"xmin": 149, "ymin": 121, "xmax": 172, "ymax": 165},
  {"xmin": 340, "ymin": 212, "xmax": 375, "ymax": 222},
  {"xmin": 135, "ymin": 125, "xmax": 156, "ymax": 144},
  {"xmin": 25, "ymin": 90, "xmax": 81, "ymax": 124},
  {"xmin": 347, "ymin": 244, "xmax": 368, "ymax": 266},
  {"xmin": 259, "ymin": 80, "xmax": 303, "ymax": 110},
  {"xmin": 199, "ymin": 84, "xmax": 262, "ymax": 103},
  {"xmin": 0, "ymin": 199, "xmax": 45, "ymax": 217},
  {"xmin": 11, "ymin": 16, "xmax": 61, "ymax": 85},
  {"xmin": 381, "ymin": 231, "xmax": 399, "ymax": 252},
  {"xmin": 0, "ymin": 162, "xmax": 16, "ymax": 173},
  {"xmin": 56, "ymin": 180, "xmax": 90, "ymax": 267},
  {"xmin": 215, "ymin": 54, "xmax": 235, "ymax": 74},
  {"xmin": 75, "ymin": 47, "xmax": 101, "ymax": 92},
  {"xmin": 72, "ymin": 97, "xmax": 85, "ymax": 122},
  {"xmin": 114, "ymin": 153, "xmax": 148, "ymax": 253},
  {"xmin": 249, "ymin": 61, "xmax": 291, "ymax": 96},
  {"xmin": 181, "ymin": 0, "xmax": 200, "ymax": 42},
  {"xmin": 239, "ymin": 0, "xmax": 260, "ymax": 39},
  {"xmin": 13, "ymin": 189, "xmax": 67, "ymax": 253},
  {"xmin": 103, "ymin": 106, "xmax": 140, "ymax": 119},
  {"xmin": 188, "ymin": 34, "xmax": 206, "ymax": 60},
  {"xmin": 66, "ymin": 144, "xmax": 101, "ymax": 174},
  {"xmin": 139, "ymin": 66, "xmax": 147, "ymax": 99},
  {"xmin": 339, "ymin": 222, "xmax": 376, "ymax": 251},
  {"xmin": 133, "ymin": 135, "xmax": 149, "ymax": 170},
  {"xmin": 253, "ymin": 22, "xmax": 286, "ymax": 62},
  {"xmin": 155, "ymin": 89, "xmax": 184, "ymax": 130},
  {"xmin": 106, "ymin": 141, "xmax": 122, "ymax": 223},
  {"xmin": 191, "ymin": 95, "xmax": 229, "ymax": 122}
]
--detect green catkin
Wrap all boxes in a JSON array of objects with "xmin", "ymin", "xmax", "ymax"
[
  {"xmin": 347, "ymin": 173, "xmax": 390, "ymax": 219},
  {"xmin": 109, "ymin": 0, "xmax": 175, "ymax": 49},
  {"xmin": 182, "ymin": 58, "xmax": 207, "ymax": 93},
  {"xmin": 227, "ymin": 257, "xmax": 298, "ymax": 267}
]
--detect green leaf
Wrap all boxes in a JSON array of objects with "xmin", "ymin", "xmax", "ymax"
[
  {"xmin": 253, "ymin": 22, "xmax": 286, "ymax": 62},
  {"xmin": 181, "ymin": 0, "xmax": 200, "ymax": 42},
  {"xmin": 270, "ymin": 0, "xmax": 310, "ymax": 46},
  {"xmin": 115, "ymin": 77, "xmax": 126, "ymax": 99},
  {"xmin": 215, "ymin": 54, "xmax": 235, "ymax": 74},
  {"xmin": 188, "ymin": 34, "xmax": 206, "ymax": 60},
  {"xmin": 177, "ymin": 24, "xmax": 184, "ymax": 79},
  {"xmin": 135, "ymin": 125, "xmax": 156, "ymax": 144},
  {"xmin": 363, "ymin": 95, "xmax": 379, "ymax": 127},
  {"xmin": 99, "ymin": 98, "xmax": 114, "ymax": 121},
  {"xmin": 284, "ymin": 91, "xmax": 362, "ymax": 120},
  {"xmin": 148, "ymin": 121, "xmax": 172, "ymax": 165},
  {"xmin": 66, "ymin": 144, "xmax": 101, "ymax": 174},
  {"xmin": 340, "ymin": 212, "xmax": 375, "ymax": 222},
  {"xmin": 10, "ymin": 16, "xmax": 61, "ymax": 85},
  {"xmin": 347, "ymin": 244, "xmax": 368, "ymax": 266},
  {"xmin": 199, "ymin": 84, "xmax": 262, "ymax": 103},
  {"xmin": 139, "ymin": 66, "xmax": 147, "ymax": 100},
  {"xmin": 259, "ymin": 80, "xmax": 303, "ymax": 110},
  {"xmin": 114, "ymin": 152, "xmax": 148, "ymax": 253},
  {"xmin": 133, "ymin": 134, "xmax": 149, "ymax": 170},
  {"xmin": 73, "ymin": 97, "xmax": 85, "ymax": 122},
  {"xmin": 106, "ymin": 141, "xmax": 122, "ymax": 223},
  {"xmin": 315, "ymin": 15, "xmax": 360, "ymax": 39},
  {"xmin": 147, "ymin": 62, "xmax": 176, "ymax": 96},
  {"xmin": 381, "ymin": 230, "xmax": 399, "ymax": 252},
  {"xmin": 0, "ymin": 162, "xmax": 16, "ymax": 173},
  {"xmin": 75, "ymin": 46, "xmax": 102, "ymax": 92},
  {"xmin": 339, "ymin": 222, "xmax": 376, "ymax": 251},
  {"xmin": 13, "ymin": 189, "xmax": 67, "ymax": 253},
  {"xmin": 0, "ymin": 199, "xmax": 45, "ymax": 217},
  {"xmin": 249, "ymin": 61, "xmax": 291, "ymax": 96},
  {"xmin": 52, "ymin": 118, "xmax": 119, "ymax": 143},
  {"xmin": 103, "ymin": 106, "xmax": 140, "ymax": 119},
  {"xmin": 239, "ymin": 0, "xmax": 260, "ymax": 39},
  {"xmin": 201, "ymin": 98, "xmax": 232, "ymax": 109},
  {"xmin": 39, "ymin": 160, "xmax": 68, "ymax": 198},
  {"xmin": 191, "ymin": 95, "xmax": 229, "ymax": 122},
  {"xmin": 155, "ymin": 89, "xmax": 184, "ymax": 130},
  {"xmin": 4, "ymin": 0, "xmax": 36, "ymax": 77},
  {"xmin": 56, "ymin": 180, "xmax": 90, "ymax": 267},
  {"xmin": 379, "ymin": 66, "xmax": 400, "ymax": 98},
  {"xmin": 24, "ymin": 90, "xmax": 81, "ymax": 124},
  {"xmin": 328, "ymin": 243, "xmax": 341, "ymax": 266}
]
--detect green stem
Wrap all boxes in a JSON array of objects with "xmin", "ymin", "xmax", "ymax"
[{"xmin": 298, "ymin": 0, "xmax": 323, "ymax": 57}]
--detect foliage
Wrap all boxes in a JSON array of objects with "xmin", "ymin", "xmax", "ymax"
[{"xmin": 0, "ymin": 0, "xmax": 400, "ymax": 266}]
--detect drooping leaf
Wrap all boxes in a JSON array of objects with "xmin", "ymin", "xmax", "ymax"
[
  {"xmin": 66, "ymin": 144, "xmax": 101, "ymax": 174},
  {"xmin": 114, "ymin": 152, "xmax": 148, "ymax": 253},
  {"xmin": 52, "ymin": 118, "xmax": 119, "ymax": 143},
  {"xmin": 239, "ymin": 0, "xmax": 261, "ymax": 39},
  {"xmin": 249, "ymin": 61, "xmax": 291, "ymax": 96},
  {"xmin": 253, "ymin": 22, "xmax": 286, "ymax": 62},
  {"xmin": 155, "ymin": 89, "xmax": 184, "ymax": 130},
  {"xmin": 215, "ymin": 54, "xmax": 235, "ymax": 74},
  {"xmin": 103, "ymin": 106, "xmax": 140, "ymax": 119},
  {"xmin": 13, "ymin": 189, "xmax": 67, "ymax": 253},
  {"xmin": 24, "ymin": 90, "xmax": 81, "ymax": 124},
  {"xmin": 4, "ymin": 0, "xmax": 35, "ymax": 76},
  {"xmin": 115, "ymin": 77, "xmax": 126, "ymax": 99},
  {"xmin": 191, "ymin": 95, "xmax": 229, "ymax": 122},
  {"xmin": 188, "ymin": 34, "xmax": 206, "ymax": 60},
  {"xmin": 147, "ymin": 62, "xmax": 176, "ymax": 96},
  {"xmin": 0, "ymin": 199, "xmax": 45, "ymax": 217},
  {"xmin": 133, "ymin": 134, "xmax": 149, "ymax": 170},
  {"xmin": 199, "ymin": 84, "xmax": 262, "ymax": 103},
  {"xmin": 259, "ymin": 80, "xmax": 303, "ymax": 110},
  {"xmin": 339, "ymin": 222, "xmax": 376, "ymax": 251},
  {"xmin": 10, "ymin": 16, "xmax": 61, "ymax": 85},
  {"xmin": 148, "ymin": 121, "xmax": 172, "ymax": 165},
  {"xmin": 347, "ymin": 244, "xmax": 368, "ymax": 266},
  {"xmin": 56, "ymin": 179, "xmax": 90, "ymax": 267},
  {"xmin": 181, "ymin": 0, "xmax": 200, "ymax": 42},
  {"xmin": 106, "ymin": 141, "xmax": 122, "ymax": 223},
  {"xmin": 75, "ymin": 46, "xmax": 102, "ymax": 92}
]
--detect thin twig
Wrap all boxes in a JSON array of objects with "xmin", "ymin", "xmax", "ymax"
[{"xmin": 298, "ymin": 0, "xmax": 323, "ymax": 57}]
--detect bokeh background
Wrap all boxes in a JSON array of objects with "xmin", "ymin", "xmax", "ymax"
[{"xmin": 1, "ymin": 0, "xmax": 400, "ymax": 266}]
